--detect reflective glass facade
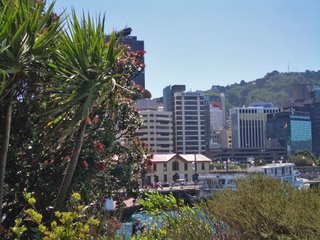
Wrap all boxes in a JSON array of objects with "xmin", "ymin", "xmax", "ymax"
[{"xmin": 266, "ymin": 111, "xmax": 312, "ymax": 155}]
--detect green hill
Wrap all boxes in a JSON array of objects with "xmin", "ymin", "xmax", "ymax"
[{"xmin": 205, "ymin": 70, "xmax": 320, "ymax": 109}]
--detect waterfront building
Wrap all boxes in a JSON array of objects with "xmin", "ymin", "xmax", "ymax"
[
  {"xmin": 230, "ymin": 104, "xmax": 281, "ymax": 149},
  {"xmin": 136, "ymin": 99, "xmax": 173, "ymax": 153},
  {"xmin": 266, "ymin": 110, "xmax": 312, "ymax": 155},
  {"xmin": 150, "ymin": 153, "xmax": 211, "ymax": 183}
]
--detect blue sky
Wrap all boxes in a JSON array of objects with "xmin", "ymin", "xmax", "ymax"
[{"xmin": 52, "ymin": 0, "xmax": 320, "ymax": 98}]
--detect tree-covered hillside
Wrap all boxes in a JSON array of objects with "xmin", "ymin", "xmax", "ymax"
[{"xmin": 206, "ymin": 70, "xmax": 320, "ymax": 109}]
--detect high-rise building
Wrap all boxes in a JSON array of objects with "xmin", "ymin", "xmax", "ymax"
[
  {"xmin": 284, "ymin": 99, "xmax": 320, "ymax": 156},
  {"xmin": 173, "ymin": 91, "xmax": 206, "ymax": 154},
  {"xmin": 266, "ymin": 110, "xmax": 312, "ymax": 155},
  {"xmin": 231, "ymin": 104, "xmax": 281, "ymax": 149},
  {"xmin": 136, "ymin": 99, "xmax": 173, "ymax": 153},
  {"xmin": 163, "ymin": 85, "xmax": 186, "ymax": 112},
  {"xmin": 108, "ymin": 28, "xmax": 145, "ymax": 88}
]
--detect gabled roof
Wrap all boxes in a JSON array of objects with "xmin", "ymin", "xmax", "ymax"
[{"xmin": 151, "ymin": 153, "xmax": 212, "ymax": 163}]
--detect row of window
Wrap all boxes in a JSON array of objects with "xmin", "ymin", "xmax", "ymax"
[
  {"xmin": 141, "ymin": 114, "xmax": 172, "ymax": 118},
  {"xmin": 176, "ymin": 131, "xmax": 206, "ymax": 135},
  {"xmin": 153, "ymin": 161, "xmax": 206, "ymax": 171}
]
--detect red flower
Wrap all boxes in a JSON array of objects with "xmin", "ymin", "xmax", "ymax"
[
  {"xmin": 64, "ymin": 156, "xmax": 71, "ymax": 161},
  {"xmin": 134, "ymin": 61, "xmax": 143, "ymax": 66},
  {"xmin": 81, "ymin": 161, "xmax": 89, "ymax": 169},
  {"xmin": 86, "ymin": 118, "xmax": 92, "ymax": 124},
  {"xmin": 96, "ymin": 162, "xmax": 106, "ymax": 171},
  {"xmin": 146, "ymin": 159, "xmax": 153, "ymax": 167},
  {"xmin": 93, "ymin": 116, "xmax": 99, "ymax": 123},
  {"xmin": 135, "ymin": 50, "xmax": 146, "ymax": 56},
  {"xmin": 96, "ymin": 142, "xmax": 104, "ymax": 152}
]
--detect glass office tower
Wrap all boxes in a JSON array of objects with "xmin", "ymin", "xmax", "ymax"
[{"xmin": 267, "ymin": 111, "xmax": 312, "ymax": 155}]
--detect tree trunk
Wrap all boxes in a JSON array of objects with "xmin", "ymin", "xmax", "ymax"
[
  {"xmin": 53, "ymin": 120, "xmax": 87, "ymax": 211},
  {"xmin": 0, "ymin": 93, "xmax": 13, "ymax": 222}
]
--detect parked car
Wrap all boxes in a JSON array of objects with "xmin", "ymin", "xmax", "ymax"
[{"xmin": 161, "ymin": 182, "xmax": 170, "ymax": 187}]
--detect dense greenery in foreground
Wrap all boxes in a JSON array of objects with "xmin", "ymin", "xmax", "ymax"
[
  {"xmin": 136, "ymin": 175, "xmax": 320, "ymax": 240},
  {"xmin": 0, "ymin": 0, "xmax": 152, "ymax": 237},
  {"xmin": 6, "ymin": 175, "xmax": 320, "ymax": 239}
]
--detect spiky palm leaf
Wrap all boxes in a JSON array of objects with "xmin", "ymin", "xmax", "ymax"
[
  {"xmin": 0, "ymin": 0, "xmax": 61, "ymax": 100},
  {"xmin": 46, "ymin": 10, "xmax": 124, "ymax": 139},
  {"xmin": 49, "ymin": 11, "xmax": 127, "ymax": 210},
  {"xmin": 0, "ymin": 0, "xmax": 62, "ymax": 220}
]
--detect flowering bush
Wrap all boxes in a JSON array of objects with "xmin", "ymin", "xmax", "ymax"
[{"xmin": 8, "ymin": 192, "xmax": 124, "ymax": 240}]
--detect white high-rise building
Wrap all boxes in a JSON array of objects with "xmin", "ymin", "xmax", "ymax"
[
  {"xmin": 173, "ymin": 91, "xmax": 206, "ymax": 153},
  {"xmin": 231, "ymin": 104, "xmax": 281, "ymax": 149},
  {"xmin": 136, "ymin": 99, "xmax": 173, "ymax": 153}
]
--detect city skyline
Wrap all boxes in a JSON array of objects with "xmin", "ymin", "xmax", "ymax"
[{"xmin": 53, "ymin": 0, "xmax": 320, "ymax": 98}]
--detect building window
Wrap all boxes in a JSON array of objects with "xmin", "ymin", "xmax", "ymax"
[
  {"xmin": 184, "ymin": 174, "xmax": 188, "ymax": 181},
  {"xmin": 164, "ymin": 174, "xmax": 167, "ymax": 182},
  {"xmin": 201, "ymin": 163, "xmax": 205, "ymax": 170},
  {"xmin": 184, "ymin": 163, "xmax": 188, "ymax": 171},
  {"xmin": 163, "ymin": 163, "xmax": 167, "ymax": 171},
  {"xmin": 153, "ymin": 164, "xmax": 157, "ymax": 172},
  {"xmin": 172, "ymin": 161, "xmax": 179, "ymax": 171}
]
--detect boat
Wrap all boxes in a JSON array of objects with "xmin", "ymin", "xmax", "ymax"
[
  {"xmin": 198, "ymin": 163, "xmax": 309, "ymax": 197},
  {"xmin": 248, "ymin": 162, "xmax": 308, "ymax": 189},
  {"xmin": 198, "ymin": 173, "xmax": 245, "ymax": 198}
]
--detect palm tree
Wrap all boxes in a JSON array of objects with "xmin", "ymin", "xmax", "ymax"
[
  {"xmin": 0, "ymin": 0, "xmax": 61, "ymax": 220},
  {"xmin": 47, "ymin": 11, "xmax": 128, "ymax": 211}
]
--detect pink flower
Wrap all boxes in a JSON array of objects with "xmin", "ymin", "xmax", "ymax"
[
  {"xmin": 81, "ymin": 161, "xmax": 89, "ymax": 169},
  {"xmin": 96, "ymin": 142, "xmax": 104, "ymax": 152},
  {"xmin": 93, "ymin": 116, "xmax": 99, "ymax": 123},
  {"xmin": 86, "ymin": 118, "xmax": 92, "ymax": 124},
  {"xmin": 64, "ymin": 156, "xmax": 71, "ymax": 161},
  {"xmin": 111, "ymin": 155, "xmax": 119, "ymax": 161}
]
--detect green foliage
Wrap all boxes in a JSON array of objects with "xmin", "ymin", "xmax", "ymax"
[
  {"xmin": 211, "ymin": 70, "xmax": 320, "ymax": 110},
  {"xmin": 209, "ymin": 162, "xmax": 224, "ymax": 170},
  {"xmin": 204, "ymin": 174, "xmax": 320, "ymax": 239},
  {"xmin": 288, "ymin": 149, "xmax": 316, "ymax": 166},
  {"xmin": 135, "ymin": 192, "xmax": 214, "ymax": 240},
  {"xmin": 9, "ymin": 192, "xmax": 123, "ymax": 240},
  {"xmin": 137, "ymin": 192, "xmax": 179, "ymax": 215},
  {"xmin": 0, "ymin": 0, "xmax": 148, "ymax": 230}
]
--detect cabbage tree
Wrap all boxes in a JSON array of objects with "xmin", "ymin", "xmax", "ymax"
[
  {"xmin": 47, "ymin": 11, "xmax": 133, "ymax": 211},
  {"xmin": 0, "ymin": 0, "xmax": 61, "ymax": 221}
]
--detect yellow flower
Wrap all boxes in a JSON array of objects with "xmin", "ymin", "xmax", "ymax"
[
  {"xmin": 28, "ymin": 197, "xmax": 36, "ymax": 205},
  {"xmin": 88, "ymin": 218, "xmax": 100, "ymax": 226},
  {"xmin": 25, "ymin": 209, "xmax": 42, "ymax": 224},
  {"xmin": 38, "ymin": 224, "xmax": 46, "ymax": 233},
  {"xmin": 77, "ymin": 205, "xmax": 84, "ymax": 211},
  {"xmin": 71, "ymin": 192, "xmax": 81, "ymax": 201},
  {"xmin": 55, "ymin": 211, "xmax": 61, "ymax": 218},
  {"xmin": 51, "ymin": 220, "xmax": 57, "ymax": 228}
]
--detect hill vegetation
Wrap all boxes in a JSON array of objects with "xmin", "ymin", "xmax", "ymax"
[{"xmin": 205, "ymin": 70, "xmax": 320, "ymax": 109}]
